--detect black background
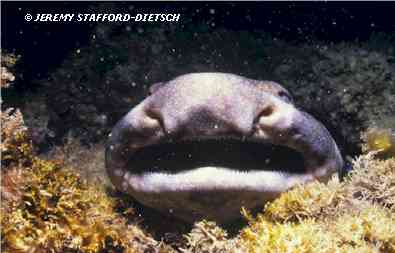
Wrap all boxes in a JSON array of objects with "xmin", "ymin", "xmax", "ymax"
[{"xmin": 2, "ymin": 1, "xmax": 395, "ymax": 90}]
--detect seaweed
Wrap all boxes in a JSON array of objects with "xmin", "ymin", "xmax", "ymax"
[
  {"xmin": 237, "ymin": 153, "xmax": 395, "ymax": 253},
  {"xmin": 362, "ymin": 127, "xmax": 395, "ymax": 158},
  {"xmin": 0, "ymin": 109, "xmax": 174, "ymax": 253},
  {"xmin": 1, "ymin": 50, "xmax": 19, "ymax": 89}
]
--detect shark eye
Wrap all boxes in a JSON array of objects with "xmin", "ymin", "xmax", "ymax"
[{"xmin": 278, "ymin": 90, "xmax": 293, "ymax": 103}]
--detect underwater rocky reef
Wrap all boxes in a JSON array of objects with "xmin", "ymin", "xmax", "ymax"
[
  {"xmin": 40, "ymin": 22, "xmax": 395, "ymax": 158},
  {"xmin": 2, "ymin": 43, "xmax": 395, "ymax": 252}
]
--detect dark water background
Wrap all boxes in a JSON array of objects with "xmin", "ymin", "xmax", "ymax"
[
  {"xmin": 2, "ymin": 2, "xmax": 395, "ymax": 160},
  {"xmin": 2, "ymin": 2, "xmax": 395, "ymax": 92}
]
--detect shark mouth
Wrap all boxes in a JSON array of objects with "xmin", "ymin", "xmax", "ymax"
[
  {"xmin": 131, "ymin": 138, "xmax": 306, "ymax": 174},
  {"xmin": 106, "ymin": 100, "xmax": 342, "ymax": 196},
  {"xmin": 121, "ymin": 137, "xmax": 312, "ymax": 193}
]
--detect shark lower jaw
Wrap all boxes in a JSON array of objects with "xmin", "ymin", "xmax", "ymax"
[{"xmin": 120, "ymin": 166, "xmax": 315, "ymax": 194}]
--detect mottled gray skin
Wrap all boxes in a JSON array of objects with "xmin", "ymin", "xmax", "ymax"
[{"xmin": 106, "ymin": 72, "xmax": 343, "ymax": 223}]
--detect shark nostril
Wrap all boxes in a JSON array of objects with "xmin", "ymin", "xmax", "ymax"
[{"xmin": 259, "ymin": 106, "xmax": 274, "ymax": 117}]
